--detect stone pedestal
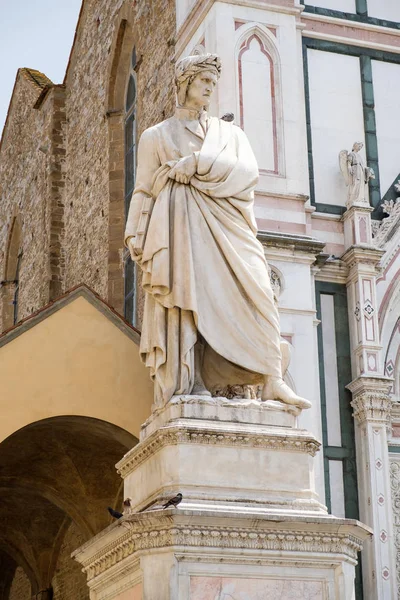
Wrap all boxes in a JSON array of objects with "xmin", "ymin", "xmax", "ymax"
[{"xmin": 73, "ymin": 396, "xmax": 371, "ymax": 600}]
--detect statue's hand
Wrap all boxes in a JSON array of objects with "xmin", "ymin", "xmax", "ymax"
[
  {"xmin": 168, "ymin": 154, "xmax": 197, "ymax": 184},
  {"xmin": 128, "ymin": 237, "xmax": 142, "ymax": 258}
]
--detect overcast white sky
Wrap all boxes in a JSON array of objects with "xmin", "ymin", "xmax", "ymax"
[{"xmin": 0, "ymin": 0, "xmax": 82, "ymax": 136}]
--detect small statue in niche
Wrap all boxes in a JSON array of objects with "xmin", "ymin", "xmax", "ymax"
[{"xmin": 339, "ymin": 142, "xmax": 375, "ymax": 207}]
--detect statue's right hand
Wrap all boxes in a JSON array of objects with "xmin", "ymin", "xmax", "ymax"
[{"xmin": 128, "ymin": 237, "xmax": 143, "ymax": 259}]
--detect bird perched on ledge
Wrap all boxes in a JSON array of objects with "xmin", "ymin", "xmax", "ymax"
[
  {"xmin": 163, "ymin": 492, "xmax": 183, "ymax": 509},
  {"xmin": 123, "ymin": 497, "xmax": 133, "ymax": 514},
  {"xmin": 107, "ymin": 507, "xmax": 123, "ymax": 519}
]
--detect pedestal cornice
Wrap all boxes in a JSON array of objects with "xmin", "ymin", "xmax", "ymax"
[
  {"xmin": 116, "ymin": 421, "xmax": 321, "ymax": 479},
  {"xmin": 73, "ymin": 510, "xmax": 372, "ymax": 584}
]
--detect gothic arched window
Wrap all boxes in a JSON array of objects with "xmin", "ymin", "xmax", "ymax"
[
  {"xmin": 1, "ymin": 216, "xmax": 22, "ymax": 330},
  {"xmin": 124, "ymin": 48, "xmax": 137, "ymax": 325},
  {"xmin": 236, "ymin": 27, "xmax": 284, "ymax": 177}
]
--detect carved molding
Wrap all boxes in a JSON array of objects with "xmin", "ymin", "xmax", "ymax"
[
  {"xmin": 390, "ymin": 458, "xmax": 400, "ymax": 598},
  {"xmin": 372, "ymin": 198, "xmax": 400, "ymax": 248},
  {"xmin": 81, "ymin": 521, "xmax": 364, "ymax": 582},
  {"xmin": 257, "ymin": 231, "xmax": 325, "ymax": 257},
  {"xmin": 341, "ymin": 245, "xmax": 385, "ymax": 272},
  {"xmin": 347, "ymin": 377, "xmax": 393, "ymax": 425},
  {"xmin": 117, "ymin": 425, "xmax": 321, "ymax": 477},
  {"xmin": 269, "ymin": 267, "xmax": 282, "ymax": 298},
  {"xmin": 351, "ymin": 393, "xmax": 392, "ymax": 425}
]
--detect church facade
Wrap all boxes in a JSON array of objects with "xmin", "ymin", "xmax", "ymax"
[{"xmin": 0, "ymin": 0, "xmax": 399, "ymax": 598}]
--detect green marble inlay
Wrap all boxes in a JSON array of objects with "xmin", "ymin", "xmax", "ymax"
[
  {"xmin": 315, "ymin": 281, "xmax": 363, "ymax": 599},
  {"xmin": 303, "ymin": 4, "xmax": 400, "ymax": 29},
  {"xmin": 315, "ymin": 282, "xmax": 359, "ymax": 517},
  {"xmin": 356, "ymin": 0, "xmax": 368, "ymax": 17}
]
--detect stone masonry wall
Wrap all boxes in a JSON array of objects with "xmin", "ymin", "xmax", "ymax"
[
  {"xmin": 8, "ymin": 566, "xmax": 31, "ymax": 600},
  {"xmin": 52, "ymin": 522, "xmax": 89, "ymax": 600},
  {"xmin": 63, "ymin": 0, "xmax": 176, "ymax": 313},
  {"xmin": 0, "ymin": 0, "xmax": 176, "ymax": 332},
  {"xmin": 0, "ymin": 72, "xmax": 55, "ymax": 331}
]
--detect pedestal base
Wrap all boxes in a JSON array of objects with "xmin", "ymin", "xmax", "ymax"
[
  {"xmin": 74, "ymin": 508, "xmax": 371, "ymax": 600},
  {"xmin": 117, "ymin": 395, "xmax": 324, "ymax": 514},
  {"xmin": 73, "ymin": 395, "xmax": 371, "ymax": 599}
]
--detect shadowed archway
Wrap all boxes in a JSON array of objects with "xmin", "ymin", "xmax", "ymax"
[{"xmin": 0, "ymin": 416, "xmax": 137, "ymax": 597}]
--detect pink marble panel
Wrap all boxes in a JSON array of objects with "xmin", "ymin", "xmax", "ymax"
[
  {"xmin": 359, "ymin": 216, "xmax": 368, "ymax": 243},
  {"xmin": 324, "ymin": 243, "xmax": 345, "ymax": 257},
  {"xmin": 312, "ymin": 218, "xmax": 344, "ymax": 233},
  {"xmin": 302, "ymin": 16, "xmax": 400, "ymax": 49},
  {"xmin": 190, "ymin": 576, "xmax": 323, "ymax": 600},
  {"xmin": 114, "ymin": 583, "xmax": 142, "ymax": 600},
  {"xmin": 256, "ymin": 219, "xmax": 306, "ymax": 234}
]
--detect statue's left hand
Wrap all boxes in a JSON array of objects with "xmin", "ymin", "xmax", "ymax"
[{"xmin": 168, "ymin": 154, "xmax": 197, "ymax": 184}]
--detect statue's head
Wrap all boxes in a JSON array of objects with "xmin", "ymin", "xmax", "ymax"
[
  {"xmin": 175, "ymin": 53, "xmax": 221, "ymax": 110},
  {"xmin": 352, "ymin": 141, "xmax": 363, "ymax": 152}
]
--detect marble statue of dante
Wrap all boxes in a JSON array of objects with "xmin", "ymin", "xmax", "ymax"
[
  {"xmin": 339, "ymin": 142, "xmax": 375, "ymax": 206},
  {"xmin": 125, "ymin": 53, "xmax": 310, "ymax": 410}
]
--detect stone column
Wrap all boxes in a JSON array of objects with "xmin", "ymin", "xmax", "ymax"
[
  {"xmin": 342, "ymin": 197, "xmax": 396, "ymax": 598},
  {"xmin": 342, "ymin": 207, "xmax": 384, "ymax": 379},
  {"xmin": 347, "ymin": 377, "xmax": 396, "ymax": 600}
]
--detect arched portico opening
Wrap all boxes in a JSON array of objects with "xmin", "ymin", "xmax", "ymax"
[{"xmin": 0, "ymin": 416, "xmax": 137, "ymax": 599}]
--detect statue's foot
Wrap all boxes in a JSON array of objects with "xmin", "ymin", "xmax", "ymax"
[{"xmin": 262, "ymin": 377, "xmax": 311, "ymax": 409}]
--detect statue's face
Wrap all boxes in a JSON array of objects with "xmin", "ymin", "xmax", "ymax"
[
  {"xmin": 353, "ymin": 142, "xmax": 363, "ymax": 152},
  {"xmin": 185, "ymin": 69, "xmax": 218, "ymax": 110}
]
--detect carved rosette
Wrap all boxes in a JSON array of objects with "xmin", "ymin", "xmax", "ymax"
[
  {"xmin": 80, "ymin": 517, "xmax": 365, "ymax": 582},
  {"xmin": 268, "ymin": 267, "xmax": 282, "ymax": 299}
]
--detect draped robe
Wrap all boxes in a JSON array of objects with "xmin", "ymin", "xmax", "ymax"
[{"xmin": 125, "ymin": 111, "xmax": 282, "ymax": 406}]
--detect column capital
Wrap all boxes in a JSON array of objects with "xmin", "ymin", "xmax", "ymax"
[
  {"xmin": 347, "ymin": 376, "xmax": 393, "ymax": 425},
  {"xmin": 341, "ymin": 245, "xmax": 384, "ymax": 270},
  {"xmin": 342, "ymin": 204, "xmax": 373, "ymax": 219}
]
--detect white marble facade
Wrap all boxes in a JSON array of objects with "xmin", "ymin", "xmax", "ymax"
[
  {"xmin": 174, "ymin": 1, "xmax": 400, "ymax": 598},
  {"xmin": 372, "ymin": 60, "xmax": 400, "ymax": 197}
]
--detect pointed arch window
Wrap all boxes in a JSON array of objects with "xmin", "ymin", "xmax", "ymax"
[
  {"xmin": 1, "ymin": 217, "xmax": 22, "ymax": 330},
  {"xmin": 124, "ymin": 47, "xmax": 137, "ymax": 325},
  {"xmin": 236, "ymin": 29, "xmax": 284, "ymax": 176}
]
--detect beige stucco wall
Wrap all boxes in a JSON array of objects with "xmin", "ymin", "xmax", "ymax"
[{"xmin": 0, "ymin": 295, "xmax": 153, "ymax": 443}]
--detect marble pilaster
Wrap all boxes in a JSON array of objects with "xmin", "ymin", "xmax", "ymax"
[{"xmin": 347, "ymin": 377, "xmax": 396, "ymax": 600}]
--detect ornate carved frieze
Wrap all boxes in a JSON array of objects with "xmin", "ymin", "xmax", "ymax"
[
  {"xmin": 80, "ymin": 518, "xmax": 365, "ymax": 582},
  {"xmin": 372, "ymin": 198, "xmax": 400, "ymax": 248},
  {"xmin": 117, "ymin": 425, "xmax": 321, "ymax": 477},
  {"xmin": 390, "ymin": 459, "xmax": 400, "ymax": 598},
  {"xmin": 348, "ymin": 377, "xmax": 393, "ymax": 425},
  {"xmin": 350, "ymin": 392, "xmax": 392, "ymax": 425}
]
